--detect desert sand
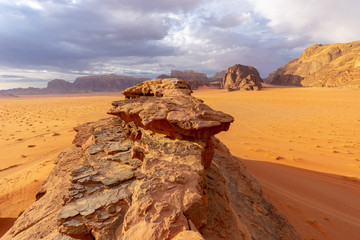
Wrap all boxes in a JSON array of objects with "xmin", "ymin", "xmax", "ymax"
[
  {"xmin": 1, "ymin": 87, "xmax": 359, "ymax": 239},
  {"xmin": 194, "ymin": 86, "xmax": 360, "ymax": 240},
  {"xmin": 0, "ymin": 94, "xmax": 119, "ymax": 224}
]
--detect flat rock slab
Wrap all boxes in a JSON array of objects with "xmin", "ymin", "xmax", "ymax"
[
  {"xmin": 104, "ymin": 143, "xmax": 131, "ymax": 155},
  {"xmin": 108, "ymin": 94, "xmax": 233, "ymax": 140}
]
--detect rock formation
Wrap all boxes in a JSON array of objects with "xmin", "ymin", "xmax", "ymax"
[
  {"xmin": 158, "ymin": 70, "xmax": 209, "ymax": 90},
  {"xmin": 208, "ymin": 70, "xmax": 226, "ymax": 82},
  {"xmin": 0, "ymin": 74, "xmax": 149, "ymax": 95},
  {"xmin": 269, "ymin": 40, "xmax": 360, "ymax": 87},
  {"xmin": 46, "ymin": 79, "xmax": 74, "ymax": 94},
  {"xmin": 2, "ymin": 79, "xmax": 301, "ymax": 240},
  {"xmin": 222, "ymin": 64, "xmax": 263, "ymax": 91}
]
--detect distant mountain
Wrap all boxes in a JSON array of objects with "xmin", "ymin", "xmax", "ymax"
[
  {"xmin": 208, "ymin": 70, "xmax": 226, "ymax": 82},
  {"xmin": 268, "ymin": 40, "xmax": 360, "ymax": 87},
  {"xmin": 157, "ymin": 69, "xmax": 209, "ymax": 89},
  {"xmin": 0, "ymin": 93, "xmax": 18, "ymax": 98},
  {"xmin": 0, "ymin": 74, "xmax": 150, "ymax": 95}
]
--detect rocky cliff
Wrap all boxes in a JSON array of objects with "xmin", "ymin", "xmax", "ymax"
[
  {"xmin": 269, "ymin": 41, "xmax": 360, "ymax": 87},
  {"xmin": 0, "ymin": 74, "xmax": 149, "ymax": 95},
  {"xmin": 222, "ymin": 64, "xmax": 263, "ymax": 91},
  {"xmin": 2, "ymin": 79, "xmax": 301, "ymax": 240}
]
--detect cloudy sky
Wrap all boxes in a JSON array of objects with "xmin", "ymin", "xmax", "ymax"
[{"xmin": 0, "ymin": 0, "xmax": 359, "ymax": 89}]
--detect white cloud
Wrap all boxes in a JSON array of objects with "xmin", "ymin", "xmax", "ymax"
[{"xmin": 249, "ymin": 0, "xmax": 360, "ymax": 43}]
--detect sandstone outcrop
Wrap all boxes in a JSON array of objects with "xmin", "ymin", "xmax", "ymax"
[
  {"xmin": 269, "ymin": 40, "xmax": 360, "ymax": 87},
  {"xmin": 2, "ymin": 79, "xmax": 301, "ymax": 240},
  {"xmin": 222, "ymin": 64, "xmax": 263, "ymax": 91}
]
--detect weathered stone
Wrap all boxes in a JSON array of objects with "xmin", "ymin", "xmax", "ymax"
[
  {"xmin": 121, "ymin": 78, "xmax": 192, "ymax": 98},
  {"xmin": 222, "ymin": 64, "xmax": 263, "ymax": 91},
  {"xmin": 99, "ymin": 170, "xmax": 134, "ymax": 187},
  {"xmin": 58, "ymin": 203, "xmax": 79, "ymax": 219},
  {"xmin": 88, "ymin": 143, "xmax": 105, "ymax": 155},
  {"xmin": 104, "ymin": 142, "xmax": 131, "ymax": 155},
  {"xmin": 53, "ymin": 233, "xmax": 78, "ymax": 240},
  {"xmin": 108, "ymin": 79, "xmax": 234, "ymax": 140},
  {"xmin": 3, "ymin": 79, "xmax": 302, "ymax": 240}
]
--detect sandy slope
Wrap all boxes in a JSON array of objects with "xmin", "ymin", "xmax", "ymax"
[
  {"xmin": 0, "ymin": 88, "xmax": 359, "ymax": 239},
  {"xmin": 194, "ymin": 87, "xmax": 360, "ymax": 240}
]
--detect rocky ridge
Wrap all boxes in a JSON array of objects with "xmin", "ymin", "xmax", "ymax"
[
  {"xmin": 0, "ymin": 74, "xmax": 149, "ymax": 95},
  {"xmin": 222, "ymin": 64, "xmax": 263, "ymax": 91},
  {"xmin": 269, "ymin": 40, "xmax": 360, "ymax": 87},
  {"xmin": 2, "ymin": 79, "xmax": 301, "ymax": 240}
]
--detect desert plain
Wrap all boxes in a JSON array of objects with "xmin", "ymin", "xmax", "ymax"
[{"xmin": 0, "ymin": 86, "xmax": 360, "ymax": 240}]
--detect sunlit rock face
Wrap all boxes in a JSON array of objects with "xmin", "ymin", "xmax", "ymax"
[
  {"xmin": 269, "ymin": 41, "xmax": 360, "ymax": 88},
  {"xmin": 222, "ymin": 64, "xmax": 263, "ymax": 91}
]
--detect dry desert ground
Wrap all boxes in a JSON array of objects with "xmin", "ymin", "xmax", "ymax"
[{"xmin": 1, "ymin": 87, "xmax": 360, "ymax": 240}]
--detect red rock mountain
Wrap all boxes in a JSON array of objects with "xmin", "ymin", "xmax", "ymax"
[
  {"xmin": 222, "ymin": 64, "xmax": 263, "ymax": 91},
  {"xmin": 2, "ymin": 79, "xmax": 301, "ymax": 240},
  {"xmin": 269, "ymin": 40, "xmax": 360, "ymax": 87}
]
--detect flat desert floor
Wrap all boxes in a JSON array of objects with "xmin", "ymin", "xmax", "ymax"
[{"xmin": 1, "ymin": 87, "xmax": 360, "ymax": 239}]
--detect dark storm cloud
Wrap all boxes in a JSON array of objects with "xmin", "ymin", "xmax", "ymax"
[
  {"xmin": 101, "ymin": 0, "xmax": 204, "ymax": 12},
  {"xmin": 0, "ymin": 75, "xmax": 24, "ymax": 78},
  {"xmin": 1, "ymin": 0, "xmax": 359, "ymax": 90},
  {"xmin": 0, "ymin": 0, "xmax": 178, "ymax": 70}
]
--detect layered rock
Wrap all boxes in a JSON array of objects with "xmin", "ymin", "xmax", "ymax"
[
  {"xmin": 222, "ymin": 64, "xmax": 263, "ymax": 91},
  {"xmin": 2, "ymin": 79, "xmax": 302, "ymax": 240},
  {"xmin": 109, "ymin": 79, "xmax": 233, "ymax": 141},
  {"xmin": 269, "ymin": 40, "xmax": 360, "ymax": 87}
]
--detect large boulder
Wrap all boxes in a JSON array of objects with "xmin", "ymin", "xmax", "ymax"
[
  {"xmin": 269, "ymin": 40, "xmax": 360, "ymax": 87},
  {"xmin": 222, "ymin": 64, "xmax": 263, "ymax": 91},
  {"xmin": 2, "ymin": 79, "xmax": 302, "ymax": 240}
]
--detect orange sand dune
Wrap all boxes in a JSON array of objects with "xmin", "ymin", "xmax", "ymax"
[
  {"xmin": 194, "ymin": 87, "xmax": 360, "ymax": 240},
  {"xmin": 1, "ymin": 87, "xmax": 359, "ymax": 239}
]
